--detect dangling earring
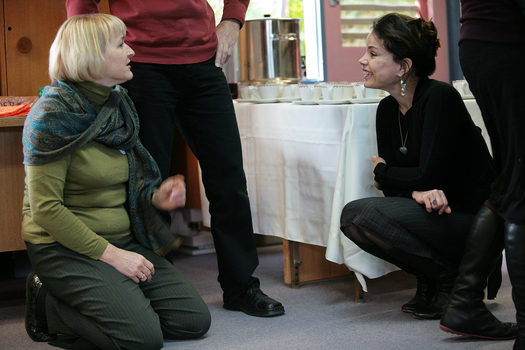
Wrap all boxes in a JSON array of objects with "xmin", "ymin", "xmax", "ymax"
[{"xmin": 400, "ymin": 79, "xmax": 406, "ymax": 96}]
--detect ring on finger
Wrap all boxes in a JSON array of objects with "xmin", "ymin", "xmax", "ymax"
[
  {"xmin": 432, "ymin": 199, "xmax": 437, "ymax": 206},
  {"xmin": 141, "ymin": 273, "xmax": 146, "ymax": 280}
]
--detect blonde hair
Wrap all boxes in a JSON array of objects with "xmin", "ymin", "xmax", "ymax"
[{"xmin": 49, "ymin": 14, "xmax": 127, "ymax": 83}]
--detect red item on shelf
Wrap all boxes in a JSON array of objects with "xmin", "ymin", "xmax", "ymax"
[{"xmin": 0, "ymin": 104, "xmax": 31, "ymax": 117}]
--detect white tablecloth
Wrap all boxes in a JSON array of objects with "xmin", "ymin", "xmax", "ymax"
[{"xmin": 200, "ymin": 98, "xmax": 488, "ymax": 290}]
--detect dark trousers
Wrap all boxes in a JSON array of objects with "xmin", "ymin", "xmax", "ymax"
[
  {"xmin": 26, "ymin": 237, "xmax": 210, "ymax": 350},
  {"xmin": 341, "ymin": 197, "xmax": 475, "ymax": 274},
  {"xmin": 122, "ymin": 58, "xmax": 259, "ymax": 303},
  {"xmin": 459, "ymin": 40, "xmax": 525, "ymax": 225}
]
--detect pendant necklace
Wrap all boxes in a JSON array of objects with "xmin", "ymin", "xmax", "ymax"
[{"xmin": 398, "ymin": 108, "xmax": 408, "ymax": 155}]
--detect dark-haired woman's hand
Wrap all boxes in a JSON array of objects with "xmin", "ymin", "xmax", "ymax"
[
  {"xmin": 371, "ymin": 156, "xmax": 386, "ymax": 189},
  {"xmin": 412, "ymin": 189, "xmax": 452, "ymax": 215}
]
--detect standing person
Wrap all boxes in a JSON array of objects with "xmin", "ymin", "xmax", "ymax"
[
  {"xmin": 66, "ymin": 1, "xmax": 285, "ymax": 318},
  {"xmin": 440, "ymin": 0, "xmax": 525, "ymax": 347},
  {"xmin": 23, "ymin": 14, "xmax": 210, "ymax": 349},
  {"xmin": 340, "ymin": 13, "xmax": 496, "ymax": 320}
]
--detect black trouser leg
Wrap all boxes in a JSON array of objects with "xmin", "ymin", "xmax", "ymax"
[
  {"xmin": 123, "ymin": 61, "xmax": 259, "ymax": 303},
  {"xmin": 440, "ymin": 206, "xmax": 517, "ymax": 339},
  {"xmin": 342, "ymin": 225, "xmax": 418, "ymax": 275}
]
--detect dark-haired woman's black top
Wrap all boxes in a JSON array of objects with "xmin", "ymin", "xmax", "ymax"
[{"xmin": 373, "ymin": 77, "xmax": 496, "ymax": 213}]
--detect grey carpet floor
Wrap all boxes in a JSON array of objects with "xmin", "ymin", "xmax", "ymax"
[{"xmin": 0, "ymin": 244, "xmax": 516, "ymax": 350}]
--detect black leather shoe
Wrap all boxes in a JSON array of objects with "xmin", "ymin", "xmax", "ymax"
[
  {"xmin": 413, "ymin": 272, "xmax": 456, "ymax": 320},
  {"xmin": 25, "ymin": 271, "xmax": 57, "ymax": 342},
  {"xmin": 401, "ymin": 275, "xmax": 436, "ymax": 313},
  {"xmin": 224, "ymin": 284, "xmax": 285, "ymax": 317}
]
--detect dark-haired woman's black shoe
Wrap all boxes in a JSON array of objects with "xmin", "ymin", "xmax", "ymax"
[
  {"xmin": 25, "ymin": 271, "xmax": 57, "ymax": 342},
  {"xmin": 402, "ymin": 274, "xmax": 436, "ymax": 313},
  {"xmin": 413, "ymin": 272, "xmax": 456, "ymax": 320}
]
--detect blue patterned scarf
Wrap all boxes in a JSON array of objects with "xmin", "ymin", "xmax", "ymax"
[{"xmin": 23, "ymin": 81, "xmax": 181, "ymax": 255}]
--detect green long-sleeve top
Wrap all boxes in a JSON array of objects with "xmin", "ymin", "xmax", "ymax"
[{"xmin": 21, "ymin": 82, "xmax": 132, "ymax": 259}]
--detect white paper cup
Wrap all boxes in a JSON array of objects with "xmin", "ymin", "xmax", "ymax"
[
  {"xmin": 310, "ymin": 86, "xmax": 321, "ymax": 100},
  {"xmin": 291, "ymin": 84, "xmax": 300, "ymax": 97},
  {"xmin": 331, "ymin": 86, "xmax": 347, "ymax": 100},
  {"xmin": 344, "ymin": 85, "xmax": 354, "ymax": 99},
  {"xmin": 321, "ymin": 86, "xmax": 332, "ymax": 100},
  {"xmin": 354, "ymin": 83, "xmax": 365, "ymax": 99},
  {"xmin": 299, "ymin": 85, "xmax": 312, "ymax": 100}
]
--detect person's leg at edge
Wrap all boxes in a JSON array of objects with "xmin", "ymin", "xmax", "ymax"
[
  {"xmin": 504, "ymin": 223, "xmax": 525, "ymax": 350},
  {"xmin": 439, "ymin": 39, "xmax": 520, "ymax": 340},
  {"xmin": 439, "ymin": 205, "xmax": 517, "ymax": 339}
]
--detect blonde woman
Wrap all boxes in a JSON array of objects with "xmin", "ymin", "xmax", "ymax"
[{"xmin": 23, "ymin": 14, "xmax": 210, "ymax": 349}]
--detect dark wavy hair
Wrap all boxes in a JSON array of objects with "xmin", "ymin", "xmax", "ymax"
[{"xmin": 372, "ymin": 13, "xmax": 439, "ymax": 78}]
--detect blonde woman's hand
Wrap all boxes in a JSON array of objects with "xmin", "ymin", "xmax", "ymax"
[
  {"xmin": 412, "ymin": 189, "xmax": 452, "ymax": 215},
  {"xmin": 99, "ymin": 243, "xmax": 155, "ymax": 283},
  {"xmin": 152, "ymin": 174, "xmax": 186, "ymax": 211}
]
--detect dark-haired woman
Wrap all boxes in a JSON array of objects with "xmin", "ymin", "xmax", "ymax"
[{"xmin": 340, "ymin": 13, "xmax": 496, "ymax": 320}]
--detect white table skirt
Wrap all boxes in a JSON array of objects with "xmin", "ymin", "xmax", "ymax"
[{"xmin": 200, "ymin": 98, "xmax": 487, "ymax": 291}]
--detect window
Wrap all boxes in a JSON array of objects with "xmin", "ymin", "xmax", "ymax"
[{"xmin": 339, "ymin": 0, "xmax": 418, "ymax": 47}]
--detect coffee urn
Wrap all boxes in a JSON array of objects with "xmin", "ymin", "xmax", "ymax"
[{"xmin": 223, "ymin": 17, "xmax": 302, "ymax": 93}]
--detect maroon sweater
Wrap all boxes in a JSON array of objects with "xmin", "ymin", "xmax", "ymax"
[
  {"xmin": 66, "ymin": 0, "xmax": 250, "ymax": 65},
  {"xmin": 459, "ymin": 0, "xmax": 525, "ymax": 44}
]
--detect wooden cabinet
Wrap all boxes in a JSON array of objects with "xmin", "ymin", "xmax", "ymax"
[
  {"xmin": 1, "ymin": 0, "xmax": 67, "ymax": 96},
  {"xmin": 0, "ymin": 0, "xmax": 67, "ymax": 252},
  {"xmin": 0, "ymin": 119, "xmax": 26, "ymax": 252}
]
